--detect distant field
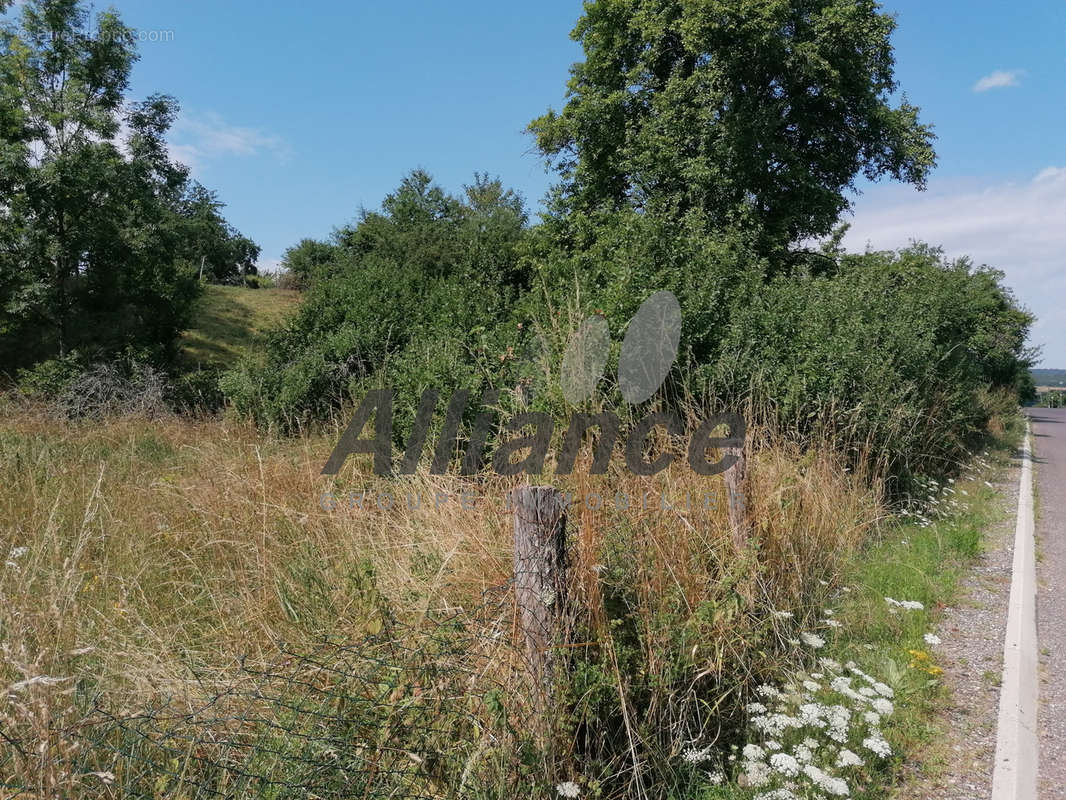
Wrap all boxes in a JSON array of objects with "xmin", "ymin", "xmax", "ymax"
[
  {"xmin": 179, "ymin": 285, "xmax": 301, "ymax": 368},
  {"xmin": 1033, "ymin": 368, "xmax": 1066, "ymax": 387}
]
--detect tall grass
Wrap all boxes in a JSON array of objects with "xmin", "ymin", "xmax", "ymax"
[{"xmin": 0, "ymin": 402, "xmax": 904, "ymax": 797}]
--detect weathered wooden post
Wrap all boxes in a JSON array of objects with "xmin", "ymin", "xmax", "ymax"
[
  {"xmin": 724, "ymin": 444, "xmax": 750, "ymax": 549},
  {"xmin": 511, "ymin": 485, "xmax": 569, "ymax": 698}
]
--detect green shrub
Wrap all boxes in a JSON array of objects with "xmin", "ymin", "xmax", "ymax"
[
  {"xmin": 15, "ymin": 354, "xmax": 84, "ymax": 398},
  {"xmin": 705, "ymin": 244, "xmax": 1034, "ymax": 491},
  {"xmin": 222, "ymin": 170, "xmax": 532, "ymax": 434}
]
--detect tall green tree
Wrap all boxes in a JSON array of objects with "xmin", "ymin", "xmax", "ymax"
[
  {"xmin": 530, "ymin": 0, "xmax": 937, "ymax": 253},
  {"xmin": 178, "ymin": 183, "xmax": 261, "ymax": 284},
  {"xmin": 0, "ymin": 0, "xmax": 257, "ymax": 369}
]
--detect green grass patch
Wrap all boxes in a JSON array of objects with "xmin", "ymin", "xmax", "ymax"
[{"xmin": 179, "ymin": 285, "xmax": 301, "ymax": 369}]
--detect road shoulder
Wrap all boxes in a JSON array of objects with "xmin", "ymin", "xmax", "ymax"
[{"xmin": 896, "ymin": 450, "xmax": 1021, "ymax": 799}]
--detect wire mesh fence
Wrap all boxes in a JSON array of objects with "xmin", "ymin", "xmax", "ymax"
[{"xmin": 1, "ymin": 582, "xmax": 560, "ymax": 800}]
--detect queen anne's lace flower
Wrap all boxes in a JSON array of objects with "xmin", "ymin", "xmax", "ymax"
[
  {"xmin": 872, "ymin": 697, "xmax": 894, "ymax": 716},
  {"xmin": 755, "ymin": 790, "xmax": 798, "ymax": 800},
  {"xmin": 863, "ymin": 735, "xmax": 892, "ymax": 758},
  {"xmin": 802, "ymin": 763, "xmax": 850, "ymax": 796},
  {"xmin": 556, "ymin": 782, "xmax": 581, "ymax": 798},
  {"xmin": 800, "ymin": 632, "xmax": 826, "ymax": 648},
  {"xmin": 770, "ymin": 752, "xmax": 801, "ymax": 776},
  {"xmin": 682, "ymin": 746, "xmax": 711, "ymax": 764},
  {"xmin": 743, "ymin": 743, "xmax": 767, "ymax": 761},
  {"xmin": 837, "ymin": 749, "xmax": 864, "ymax": 768}
]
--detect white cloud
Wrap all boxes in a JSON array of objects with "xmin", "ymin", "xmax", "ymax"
[
  {"xmin": 973, "ymin": 69, "xmax": 1024, "ymax": 92},
  {"xmin": 842, "ymin": 167, "xmax": 1066, "ymax": 367},
  {"xmin": 169, "ymin": 112, "xmax": 290, "ymax": 173}
]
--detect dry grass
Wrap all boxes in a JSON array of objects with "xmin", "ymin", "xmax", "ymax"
[{"xmin": 0, "ymin": 403, "xmax": 885, "ymax": 795}]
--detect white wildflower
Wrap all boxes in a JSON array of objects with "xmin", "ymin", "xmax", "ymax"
[
  {"xmin": 747, "ymin": 701, "xmax": 768, "ymax": 715},
  {"xmin": 800, "ymin": 632, "xmax": 825, "ymax": 649},
  {"xmin": 863, "ymin": 734, "xmax": 892, "ymax": 758},
  {"xmin": 819, "ymin": 657, "xmax": 842, "ymax": 672},
  {"xmin": 824, "ymin": 619, "xmax": 842, "ymax": 628},
  {"xmin": 755, "ymin": 790, "xmax": 798, "ymax": 800},
  {"xmin": 743, "ymin": 743, "xmax": 767, "ymax": 761},
  {"xmin": 802, "ymin": 763, "xmax": 850, "ymax": 796},
  {"xmin": 765, "ymin": 739, "xmax": 782, "ymax": 751},
  {"xmin": 682, "ymin": 746, "xmax": 711, "ymax": 764},
  {"xmin": 830, "ymin": 676, "xmax": 852, "ymax": 693},
  {"xmin": 872, "ymin": 682, "xmax": 895, "ymax": 698},
  {"xmin": 556, "ymin": 781, "xmax": 581, "ymax": 798},
  {"xmin": 799, "ymin": 703, "xmax": 825, "ymax": 727},
  {"xmin": 864, "ymin": 711, "xmax": 881, "ymax": 726},
  {"xmin": 770, "ymin": 752, "xmax": 801, "ymax": 776},
  {"xmin": 885, "ymin": 597, "xmax": 917, "ymax": 609},
  {"xmin": 924, "ymin": 633, "xmax": 942, "ymax": 646},
  {"xmin": 828, "ymin": 723, "xmax": 849, "ymax": 743},
  {"xmin": 803, "ymin": 680, "xmax": 821, "ymax": 692},
  {"xmin": 745, "ymin": 760, "xmax": 772, "ymax": 787},
  {"xmin": 772, "ymin": 610, "xmax": 794, "ymax": 619},
  {"xmin": 753, "ymin": 713, "xmax": 801, "ymax": 737},
  {"xmin": 837, "ymin": 749, "xmax": 865, "ymax": 768},
  {"xmin": 871, "ymin": 697, "xmax": 894, "ymax": 716},
  {"xmin": 707, "ymin": 770, "xmax": 724, "ymax": 785}
]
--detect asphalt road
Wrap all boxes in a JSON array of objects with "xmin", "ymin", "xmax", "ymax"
[{"xmin": 1026, "ymin": 407, "xmax": 1066, "ymax": 797}]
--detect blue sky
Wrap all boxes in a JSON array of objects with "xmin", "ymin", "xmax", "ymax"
[{"xmin": 7, "ymin": 1, "xmax": 1065, "ymax": 364}]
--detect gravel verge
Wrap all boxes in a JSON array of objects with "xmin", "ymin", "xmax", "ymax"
[{"xmin": 896, "ymin": 451, "xmax": 1022, "ymax": 799}]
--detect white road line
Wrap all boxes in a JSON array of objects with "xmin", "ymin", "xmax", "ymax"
[{"xmin": 992, "ymin": 421, "xmax": 1038, "ymax": 800}]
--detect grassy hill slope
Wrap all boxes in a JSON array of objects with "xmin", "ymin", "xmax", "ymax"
[{"xmin": 179, "ymin": 285, "xmax": 301, "ymax": 369}]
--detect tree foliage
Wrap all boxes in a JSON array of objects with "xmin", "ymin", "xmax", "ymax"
[
  {"xmin": 222, "ymin": 171, "xmax": 532, "ymax": 431},
  {"xmin": 0, "ymin": 0, "xmax": 257, "ymax": 370},
  {"xmin": 530, "ymin": 0, "xmax": 937, "ymax": 252}
]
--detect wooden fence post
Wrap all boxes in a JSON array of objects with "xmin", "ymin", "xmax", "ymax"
[
  {"xmin": 511, "ymin": 485, "xmax": 569, "ymax": 697},
  {"xmin": 724, "ymin": 445, "xmax": 750, "ymax": 549}
]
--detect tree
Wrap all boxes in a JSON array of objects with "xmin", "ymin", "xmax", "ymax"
[
  {"xmin": 280, "ymin": 238, "xmax": 338, "ymax": 290},
  {"xmin": 529, "ymin": 0, "xmax": 937, "ymax": 253},
  {"xmin": 178, "ymin": 183, "xmax": 261, "ymax": 284},
  {"xmin": 0, "ymin": 0, "xmax": 258, "ymax": 370}
]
